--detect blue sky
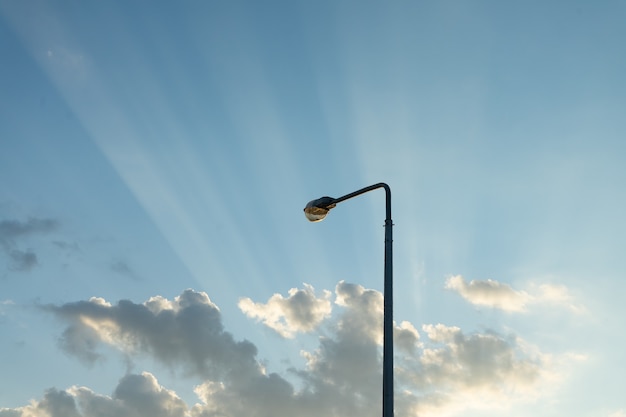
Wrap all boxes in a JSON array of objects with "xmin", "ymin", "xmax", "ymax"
[{"xmin": 1, "ymin": 1, "xmax": 625, "ymax": 416}]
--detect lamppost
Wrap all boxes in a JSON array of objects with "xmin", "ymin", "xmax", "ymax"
[{"xmin": 304, "ymin": 182, "xmax": 393, "ymax": 417}]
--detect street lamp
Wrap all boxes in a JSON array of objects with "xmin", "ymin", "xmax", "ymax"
[{"xmin": 304, "ymin": 182, "xmax": 393, "ymax": 417}]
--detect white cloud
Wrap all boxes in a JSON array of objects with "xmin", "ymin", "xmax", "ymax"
[
  {"xmin": 12, "ymin": 282, "xmax": 579, "ymax": 417},
  {"xmin": 445, "ymin": 275, "xmax": 530, "ymax": 312},
  {"xmin": 445, "ymin": 275, "xmax": 585, "ymax": 314},
  {"xmin": 532, "ymin": 283, "xmax": 586, "ymax": 314},
  {"xmin": 238, "ymin": 283, "xmax": 332, "ymax": 338}
]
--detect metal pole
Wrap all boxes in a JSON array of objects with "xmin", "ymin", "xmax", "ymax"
[
  {"xmin": 330, "ymin": 183, "xmax": 394, "ymax": 417},
  {"xmin": 382, "ymin": 185, "xmax": 393, "ymax": 417}
]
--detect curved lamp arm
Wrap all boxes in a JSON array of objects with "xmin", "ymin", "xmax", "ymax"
[
  {"xmin": 303, "ymin": 182, "xmax": 394, "ymax": 417},
  {"xmin": 303, "ymin": 182, "xmax": 391, "ymax": 222}
]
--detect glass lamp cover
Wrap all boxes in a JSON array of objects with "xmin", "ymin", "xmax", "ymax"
[{"xmin": 304, "ymin": 205, "xmax": 329, "ymax": 222}]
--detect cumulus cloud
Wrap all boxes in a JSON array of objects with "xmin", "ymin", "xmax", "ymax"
[
  {"xmin": 43, "ymin": 289, "xmax": 260, "ymax": 380},
  {"xmin": 445, "ymin": 275, "xmax": 584, "ymax": 313},
  {"xmin": 395, "ymin": 323, "xmax": 557, "ymax": 416},
  {"xmin": 421, "ymin": 324, "xmax": 544, "ymax": 389},
  {"xmin": 298, "ymin": 281, "xmax": 384, "ymax": 406},
  {"xmin": 334, "ymin": 281, "xmax": 384, "ymax": 343},
  {"xmin": 0, "ymin": 372, "xmax": 186, "ymax": 417},
  {"xmin": 10, "ymin": 282, "xmax": 577, "ymax": 417},
  {"xmin": 395, "ymin": 321, "xmax": 421, "ymax": 354},
  {"xmin": 0, "ymin": 217, "xmax": 58, "ymax": 271},
  {"xmin": 238, "ymin": 284, "xmax": 332, "ymax": 338}
]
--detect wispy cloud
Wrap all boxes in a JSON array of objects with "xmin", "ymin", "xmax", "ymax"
[
  {"xmin": 445, "ymin": 275, "xmax": 530, "ymax": 312},
  {"xmin": 531, "ymin": 282, "xmax": 586, "ymax": 314},
  {"xmin": 0, "ymin": 218, "xmax": 58, "ymax": 239},
  {"xmin": 109, "ymin": 259, "xmax": 140, "ymax": 281},
  {"xmin": 445, "ymin": 275, "xmax": 585, "ymax": 314},
  {"xmin": 0, "ymin": 299, "xmax": 15, "ymax": 323},
  {"xmin": 6, "ymin": 248, "xmax": 38, "ymax": 271}
]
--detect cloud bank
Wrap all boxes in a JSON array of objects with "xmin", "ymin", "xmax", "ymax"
[{"xmin": 2, "ymin": 281, "xmax": 580, "ymax": 417}]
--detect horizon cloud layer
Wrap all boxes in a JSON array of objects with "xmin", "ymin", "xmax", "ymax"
[{"xmin": 0, "ymin": 279, "xmax": 583, "ymax": 417}]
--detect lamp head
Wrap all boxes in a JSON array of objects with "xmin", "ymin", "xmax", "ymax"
[{"xmin": 304, "ymin": 196, "xmax": 336, "ymax": 222}]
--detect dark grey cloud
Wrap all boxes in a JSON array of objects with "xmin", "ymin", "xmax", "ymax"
[
  {"xmin": 0, "ymin": 218, "xmax": 58, "ymax": 239},
  {"xmin": 52, "ymin": 240, "xmax": 80, "ymax": 253},
  {"xmin": 112, "ymin": 373, "xmax": 187, "ymax": 417},
  {"xmin": 394, "ymin": 321, "xmax": 420, "ymax": 355},
  {"xmin": 7, "ymin": 248, "xmax": 38, "ymax": 271},
  {"xmin": 44, "ymin": 289, "xmax": 260, "ymax": 381},
  {"xmin": 110, "ymin": 259, "xmax": 140, "ymax": 281},
  {"xmin": 34, "ymin": 388, "xmax": 81, "ymax": 417},
  {"xmin": 0, "ymin": 217, "xmax": 59, "ymax": 271}
]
